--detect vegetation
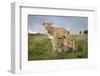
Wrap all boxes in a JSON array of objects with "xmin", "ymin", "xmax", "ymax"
[
  {"xmin": 83, "ymin": 30, "xmax": 88, "ymax": 34},
  {"xmin": 28, "ymin": 33, "xmax": 88, "ymax": 60}
]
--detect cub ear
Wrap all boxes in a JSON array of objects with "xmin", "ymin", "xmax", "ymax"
[{"xmin": 63, "ymin": 35, "xmax": 66, "ymax": 38}]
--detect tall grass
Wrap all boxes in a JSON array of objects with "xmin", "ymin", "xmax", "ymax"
[{"xmin": 28, "ymin": 34, "xmax": 88, "ymax": 60}]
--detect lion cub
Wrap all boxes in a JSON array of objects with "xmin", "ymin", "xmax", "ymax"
[{"xmin": 63, "ymin": 37, "xmax": 76, "ymax": 52}]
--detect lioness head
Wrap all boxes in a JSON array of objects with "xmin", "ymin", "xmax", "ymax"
[{"xmin": 43, "ymin": 22, "xmax": 54, "ymax": 34}]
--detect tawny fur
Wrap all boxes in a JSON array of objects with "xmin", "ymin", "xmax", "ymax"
[{"xmin": 43, "ymin": 21, "xmax": 75, "ymax": 53}]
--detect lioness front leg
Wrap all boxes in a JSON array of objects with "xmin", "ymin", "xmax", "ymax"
[{"xmin": 51, "ymin": 39, "xmax": 57, "ymax": 52}]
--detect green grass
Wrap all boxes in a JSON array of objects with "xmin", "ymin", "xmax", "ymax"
[{"xmin": 28, "ymin": 34, "xmax": 88, "ymax": 60}]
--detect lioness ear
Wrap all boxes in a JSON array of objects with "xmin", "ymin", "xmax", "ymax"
[{"xmin": 43, "ymin": 22, "xmax": 45, "ymax": 26}]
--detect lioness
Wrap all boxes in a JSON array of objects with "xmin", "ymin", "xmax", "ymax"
[
  {"xmin": 43, "ymin": 22, "xmax": 69, "ymax": 39},
  {"xmin": 43, "ymin": 21, "xmax": 70, "ymax": 53}
]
